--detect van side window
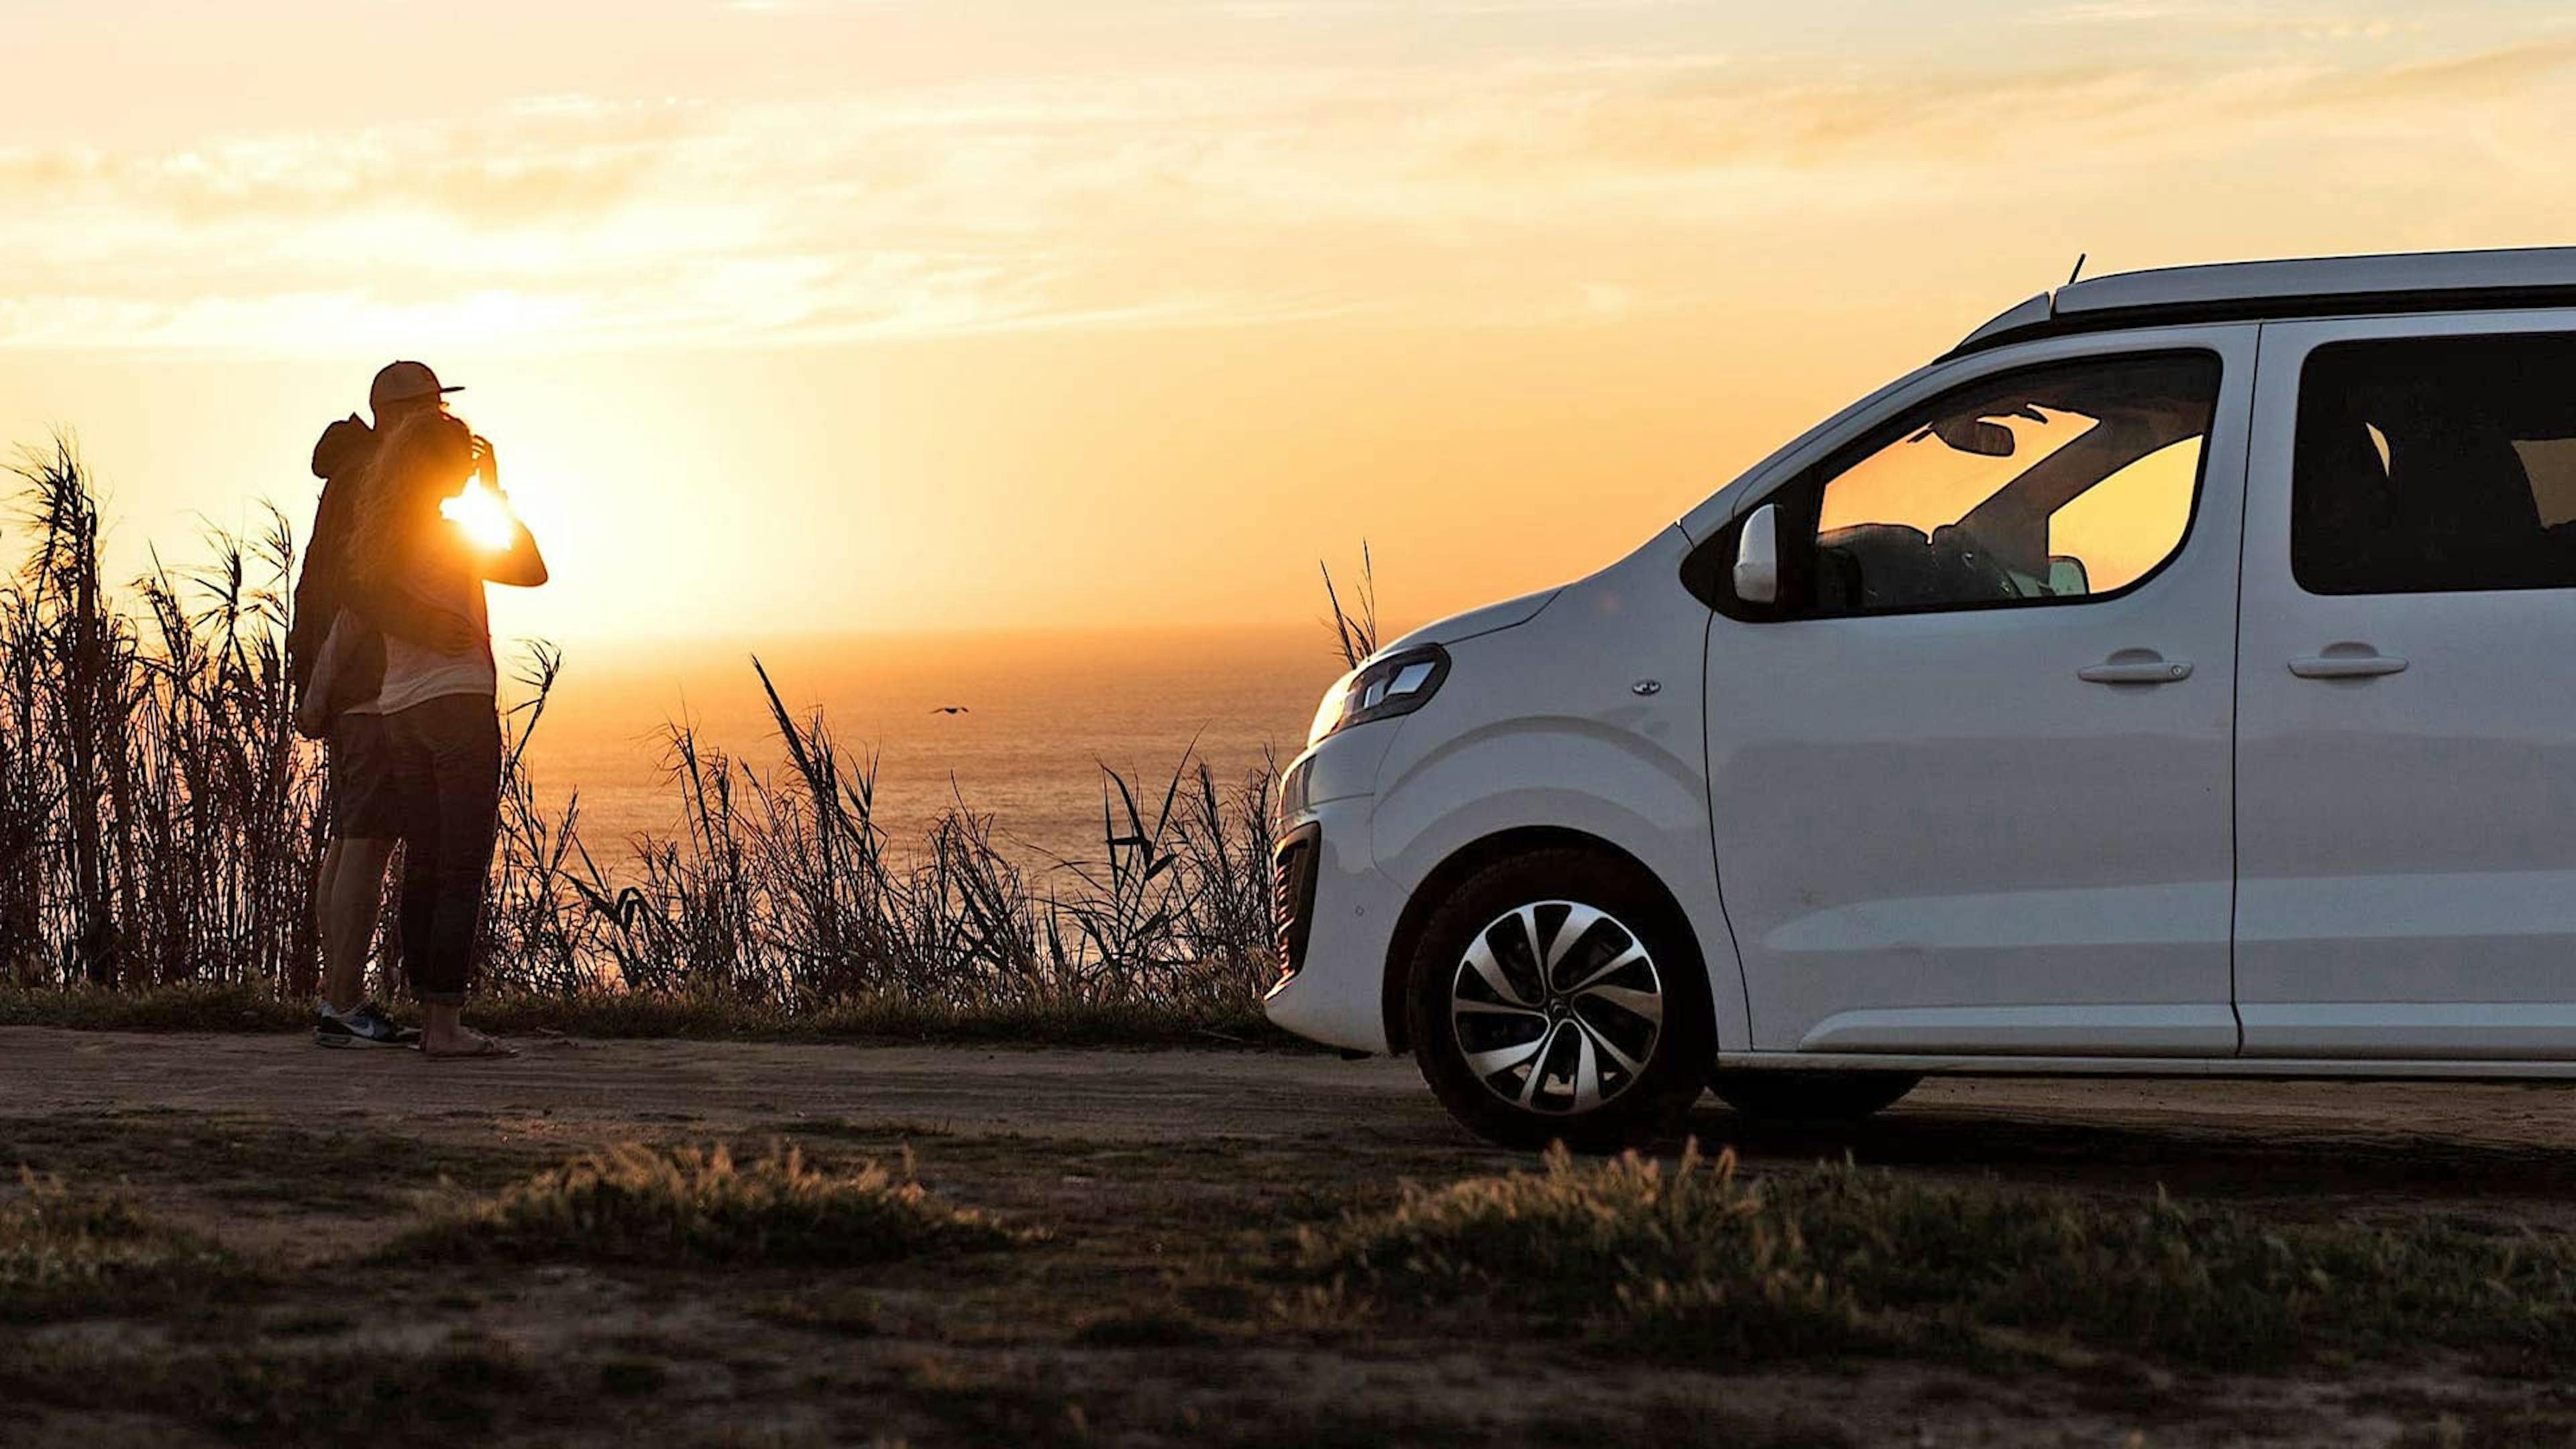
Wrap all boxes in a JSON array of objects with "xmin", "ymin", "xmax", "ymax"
[
  {"xmin": 2292, "ymin": 333, "xmax": 2576, "ymax": 596},
  {"xmin": 1741, "ymin": 354, "xmax": 2218, "ymax": 619}
]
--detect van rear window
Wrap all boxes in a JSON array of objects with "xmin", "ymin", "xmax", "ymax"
[{"xmin": 2293, "ymin": 333, "xmax": 2576, "ymax": 596}]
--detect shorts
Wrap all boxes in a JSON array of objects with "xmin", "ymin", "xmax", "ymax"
[{"xmin": 328, "ymin": 712, "xmax": 405, "ymax": 840}]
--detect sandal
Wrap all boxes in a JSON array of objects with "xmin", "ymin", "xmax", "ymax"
[{"xmin": 419, "ymin": 1031, "xmax": 520, "ymax": 1060}]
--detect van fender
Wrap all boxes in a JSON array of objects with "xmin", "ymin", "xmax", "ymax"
[{"xmin": 1367, "ymin": 716, "xmax": 1752, "ymax": 1055}]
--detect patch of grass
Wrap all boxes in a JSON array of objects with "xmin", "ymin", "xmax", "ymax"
[
  {"xmin": 1298, "ymin": 1143, "xmax": 2576, "ymax": 1372},
  {"xmin": 0, "ymin": 1170, "xmax": 250, "ymax": 1322},
  {"xmin": 0, "ymin": 983, "xmax": 308, "ymax": 1034},
  {"xmin": 471, "ymin": 987, "xmax": 1303, "ymax": 1049},
  {"xmin": 1296, "ymin": 1144, "xmax": 1888, "ymax": 1363},
  {"xmin": 381, "ymin": 1141, "xmax": 1032, "ymax": 1267},
  {"xmin": 3, "ymin": 1112, "xmax": 541, "ymax": 1212},
  {"xmin": 0, "ymin": 983, "xmax": 1310, "ymax": 1050}
]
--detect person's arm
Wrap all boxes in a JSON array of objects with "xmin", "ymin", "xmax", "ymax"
[
  {"xmin": 478, "ymin": 502, "xmax": 549, "ymax": 587},
  {"xmin": 462, "ymin": 438, "xmax": 548, "ymax": 587},
  {"xmin": 343, "ymin": 536, "xmax": 480, "ymax": 656},
  {"xmin": 287, "ymin": 474, "xmax": 352, "ymax": 692},
  {"xmin": 293, "ymin": 611, "xmax": 350, "ymax": 740}
]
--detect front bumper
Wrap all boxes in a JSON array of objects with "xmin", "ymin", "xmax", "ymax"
[{"xmin": 1263, "ymin": 795, "xmax": 1404, "ymax": 1055}]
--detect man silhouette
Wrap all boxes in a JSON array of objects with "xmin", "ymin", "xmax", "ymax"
[{"xmin": 291, "ymin": 360, "xmax": 475, "ymax": 1047}]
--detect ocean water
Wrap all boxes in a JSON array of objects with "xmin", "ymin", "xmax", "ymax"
[{"xmin": 515, "ymin": 626, "xmax": 1346, "ymax": 872}]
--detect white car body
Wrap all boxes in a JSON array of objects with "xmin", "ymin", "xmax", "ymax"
[{"xmin": 1267, "ymin": 246, "xmax": 2576, "ymax": 1093}]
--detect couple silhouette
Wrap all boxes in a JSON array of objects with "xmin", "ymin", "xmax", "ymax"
[{"xmin": 288, "ymin": 361, "xmax": 547, "ymax": 1059}]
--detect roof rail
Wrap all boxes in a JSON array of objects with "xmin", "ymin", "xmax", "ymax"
[{"xmin": 1948, "ymin": 246, "xmax": 2576, "ymax": 358}]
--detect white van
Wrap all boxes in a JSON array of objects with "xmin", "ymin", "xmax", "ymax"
[{"xmin": 1266, "ymin": 247, "xmax": 2576, "ymax": 1148}]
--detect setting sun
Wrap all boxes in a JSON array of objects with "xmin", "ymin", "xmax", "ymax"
[{"xmin": 440, "ymin": 481, "xmax": 518, "ymax": 553}]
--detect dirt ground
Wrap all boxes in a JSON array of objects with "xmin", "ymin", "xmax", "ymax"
[{"xmin": 9, "ymin": 1026, "xmax": 2576, "ymax": 1446}]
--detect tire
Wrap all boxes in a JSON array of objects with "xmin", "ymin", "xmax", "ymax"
[
  {"xmin": 1707, "ymin": 1070, "xmax": 1919, "ymax": 1126},
  {"xmin": 1407, "ymin": 849, "xmax": 1713, "ymax": 1150}
]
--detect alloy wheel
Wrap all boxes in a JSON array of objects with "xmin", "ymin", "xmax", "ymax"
[{"xmin": 1448, "ymin": 900, "xmax": 1664, "ymax": 1116}]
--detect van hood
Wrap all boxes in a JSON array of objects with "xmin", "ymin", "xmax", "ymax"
[{"xmin": 1377, "ymin": 586, "xmax": 1560, "ymax": 656}]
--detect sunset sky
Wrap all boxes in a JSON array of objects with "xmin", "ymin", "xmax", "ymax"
[{"xmin": 4, "ymin": 1, "xmax": 2573, "ymax": 649}]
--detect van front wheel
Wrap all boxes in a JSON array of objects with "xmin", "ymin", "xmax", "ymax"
[{"xmin": 1406, "ymin": 849, "xmax": 1712, "ymax": 1150}]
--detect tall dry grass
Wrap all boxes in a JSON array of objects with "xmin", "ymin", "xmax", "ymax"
[
  {"xmin": 1, "ymin": 436, "xmax": 1288, "ymax": 1025},
  {"xmin": 4, "ymin": 439, "xmax": 317, "ymax": 993},
  {"xmin": 1319, "ymin": 541, "xmax": 1380, "ymax": 670}
]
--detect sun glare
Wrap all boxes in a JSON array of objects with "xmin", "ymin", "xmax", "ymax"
[{"xmin": 441, "ymin": 482, "xmax": 518, "ymax": 551}]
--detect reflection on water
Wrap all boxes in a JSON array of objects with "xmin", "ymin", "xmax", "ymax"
[{"xmin": 515, "ymin": 626, "xmax": 1341, "ymax": 873}]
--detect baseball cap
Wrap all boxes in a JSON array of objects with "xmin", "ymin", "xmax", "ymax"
[{"xmin": 369, "ymin": 360, "xmax": 464, "ymax": 414}]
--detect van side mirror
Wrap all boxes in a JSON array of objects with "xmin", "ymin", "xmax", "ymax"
[{"xmin": 1733, "ymin": 504, "xmax": 1781, "ymax": 605}]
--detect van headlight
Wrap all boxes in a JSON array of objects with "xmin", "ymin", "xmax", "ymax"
[{"xmin": 1307, "ymin": 645, "xmax": 1450, "ymax": 747}]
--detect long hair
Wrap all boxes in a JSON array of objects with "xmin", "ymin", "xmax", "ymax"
[{"xmin": 349, "ymin": 407, "xmax": 474, "ymax": 585}]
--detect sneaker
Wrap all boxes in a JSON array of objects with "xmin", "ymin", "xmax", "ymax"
[{"xmin": 315, "ymin": 1001, "xmax": 422, "ymax": 1049}]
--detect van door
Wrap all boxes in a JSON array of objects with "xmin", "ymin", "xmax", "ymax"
[
  {"xmin": 1704, "ymin": 328, "xmax": 2255, "ymax": 1055},
  {"xmin": 2235, "ymin": 317, "xmax": 2576, "ymax": 1058}
]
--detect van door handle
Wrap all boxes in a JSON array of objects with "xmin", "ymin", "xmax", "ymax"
[
  {"xmin": 2288, "ymin": 649, "xmax": 2407, "ymax": 680},
  {"xmin": 2078, "ymin": 652, "xmax": 2192, "ymax": 685}
]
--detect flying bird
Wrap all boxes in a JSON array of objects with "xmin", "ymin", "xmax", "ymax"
[{"xmin": 929, "ymin": 706, "xmax": 970, "ymax": 714}]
